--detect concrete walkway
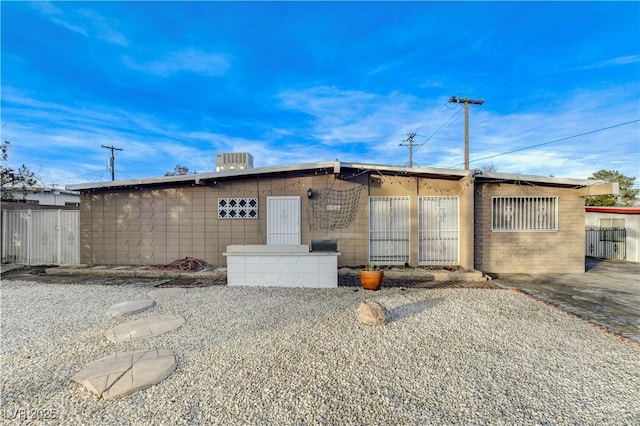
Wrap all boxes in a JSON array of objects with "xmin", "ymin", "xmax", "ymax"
[{"xmin": 493, "ymin": 258, "xmax": 640, "ymax": 344}]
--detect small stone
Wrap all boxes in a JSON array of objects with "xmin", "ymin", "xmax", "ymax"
[{"xmin": 356, "ymin": 301, "xmax": 388, "ymax": 326}]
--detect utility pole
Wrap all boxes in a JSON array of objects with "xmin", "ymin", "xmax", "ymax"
[
  {"xmin": 101, "ymin": 144, "xmax": 123, "ymax": 181},
  {"xmin": 448, "ymin": 96, "xmax": 484, "ymax": 170},
  {"xmin": 399, "ymin": 132, "xmax": 423, "ymax": 167}
]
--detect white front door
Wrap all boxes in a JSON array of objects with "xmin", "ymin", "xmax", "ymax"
[{"xmin": 267, "ymin": 196, "xmax": 301, "ymax": 245}]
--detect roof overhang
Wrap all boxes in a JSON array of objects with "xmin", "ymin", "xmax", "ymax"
[
  {"xmin": 66, "ymin": 161, "xmax": 470, "ymax": 192},
  {"xmin": 475, "ymin": 170, "xmax": 616, "ymax": 191},
  {"xmin": 66, "ymin": 160, "xmax": 616, "ymax": 194}
]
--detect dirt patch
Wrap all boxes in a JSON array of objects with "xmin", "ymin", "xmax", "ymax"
[
  {"xmin": 156, "ymin": 277, "xmax": 226, "ymax": 288},
  {"xmin": 1, "ymin": 267, "xmax": 167, "ymax": 287},
  {"xmin": 339, "ymin": 274, "xmax": 500, "ymax": 289},
  {"xmin": 2, "ymin": 265, "xmax": 498, "ymax": 289}
]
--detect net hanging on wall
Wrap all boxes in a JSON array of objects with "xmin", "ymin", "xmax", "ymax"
[{"xmin": 307, "ymin": 185, "xmax": 364, "ymax": 230}]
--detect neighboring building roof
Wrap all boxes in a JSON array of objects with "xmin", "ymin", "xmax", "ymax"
[
  {"xmin": 66, "ymin": 161, "xmax": 608, "ymax": 192},
  {"xmin": 5, "ymin": 185, "xmax": 79, "ymax": 196},
  {"xmin": 586, "ymin": 207, "xmax": 640, "ymax": 214}
]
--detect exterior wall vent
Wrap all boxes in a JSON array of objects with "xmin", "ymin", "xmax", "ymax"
[{"xmin": 215, "ymin": 152, "xmax": 254, "ymax": 172}]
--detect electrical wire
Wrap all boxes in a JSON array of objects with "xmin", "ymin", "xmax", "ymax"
[
  {"xmin": 413, "ymin": 102, "xmax": 448, "ymax": 134},
  {"xmin": 423, "ymin": 106, "xmax": 463, "ymax": 144},
  {"xmin": 449, "ymin": 118, "xmax": 640, "ymax": 168}
]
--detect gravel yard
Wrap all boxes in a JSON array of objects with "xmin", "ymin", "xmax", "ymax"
[{"xmin": 1, "ymin": 280, "xmax": 638, "ymax": 425}]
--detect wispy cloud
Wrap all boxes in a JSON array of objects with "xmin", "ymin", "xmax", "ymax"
[
  {"xmin": 572, "ymin": 55, "xmax": 640, "ymax": 71},
  {"xmin": 32, "ymin": 1, "xmax": 88, "ymax": 37},
  {"xmin": 76, "ymin": 8, "xmax": 129, "ymax": 47},
  {"xmin": 278, "ymin": 86, "xmax": 430, "ymax": 148},
  {"xmin": 31, "ymin": 1, "xmax": 128, "ymax": 46},
  {"xmin": 4, "ymin": 76, "xmax": 637, "ymax": 185},
  {"xmin": 123, "ymin": 49, "xmax": 230, "ymax": 77}
]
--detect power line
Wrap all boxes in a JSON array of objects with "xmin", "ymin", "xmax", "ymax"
[
  {"xmin": 423, "ymin": 106, "xmax": 463, "ymax": 144},
  {"xmin": 451, "ymin": 118, "xmax": 640, "ymax": 168},
  {"xmin": 413, "ymin": 102, "xmax": 447, "ymax": 133},
  {"xmin": 404, "ymin": 106, "xmax": 463, "ymax": 161}
]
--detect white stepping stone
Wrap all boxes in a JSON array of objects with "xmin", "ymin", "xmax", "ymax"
[
  {"xmin": 147, "ymin": 288, "xmax": 187, "ymax": 299},
  {"xmin": 106, "ymin": 314, "xmax": 186, "ymax": 343},
  {"xmin": 72, "ymin": 348, "xmax": 177, "ymax": 400},
  {"xmin": 106, "ymin": 299, "xmax": 156, "ymax": 317}
]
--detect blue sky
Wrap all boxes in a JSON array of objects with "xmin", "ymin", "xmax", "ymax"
[{"xmin": 1, "ymin": 1, "xmax": 639, "ymax": 188}]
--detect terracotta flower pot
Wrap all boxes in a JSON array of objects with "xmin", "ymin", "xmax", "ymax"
[{"xmin": 359, "ymin": 270, "xmax": 384, "ymax": 291}]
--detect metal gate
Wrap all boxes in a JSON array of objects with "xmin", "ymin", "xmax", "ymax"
[
  {"xmin": 2, "ymin": 209, "xmax": 80, "ymax": 265},
  {"xmin": 267, "ymin": 196, "xmax": 301, "ymax": 245},
  {"xmin": 369, "ymin": 196, "xmax": 410, "ymax": 265},
  {"xmin": 585, "ymin": 226, "xmax": 626, "ymax": 261},
  {"xmin": 419, "ymin": 196, "xmax": 459, "ymax": 265}
]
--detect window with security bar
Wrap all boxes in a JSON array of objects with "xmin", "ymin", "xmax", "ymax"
[
  {"xmin": 492, "ymin": 196, "xmax": 558, "ymax": 232},
  {"xmin": 369, "ymin": 196, "xmax": 410, "ymax": 264}
]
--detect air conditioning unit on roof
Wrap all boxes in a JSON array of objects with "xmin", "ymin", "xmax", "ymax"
[{"xmin": 215, "ymin": 152, "xmax": 254, "ymax": 172}]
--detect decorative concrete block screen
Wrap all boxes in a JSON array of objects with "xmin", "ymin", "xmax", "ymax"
[{"xmin": 218, "ymin": 198, "xmax": 258, "ymax": 219}]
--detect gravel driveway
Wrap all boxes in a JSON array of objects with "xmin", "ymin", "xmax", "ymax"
[{"xmin": 1, "ymin": 280, "xmax": 638, "ymax": 425}]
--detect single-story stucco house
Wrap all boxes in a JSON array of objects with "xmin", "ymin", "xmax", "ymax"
[{"xmin": 67, "ymin": 161, "xmax": 616, "ymax": 274}]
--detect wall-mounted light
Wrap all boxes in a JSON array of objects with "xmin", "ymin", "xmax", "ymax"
[{"xmin": 307, "ymin": 188, "xmax": 313, "ymax": 199}]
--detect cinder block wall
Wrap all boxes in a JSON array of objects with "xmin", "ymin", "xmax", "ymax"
[
  {"xmin": 80, "ymin": 174, "xmax": 370, "ymax": 267},
  {"xmin": 474, "ymin": 182, "xmax": 585, "ymax": 273},
  {"xmin": 79, "ymin": 173, "xmax": 469, "ymax": 268}
]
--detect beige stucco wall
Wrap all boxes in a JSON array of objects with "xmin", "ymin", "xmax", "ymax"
[
  {"xmin": 79, "ymin": 173, "xmax": 468, "ymax": 268},
  {"xmin": 474, "ymin": 182, "xmax": 586, "ymax": 273}
]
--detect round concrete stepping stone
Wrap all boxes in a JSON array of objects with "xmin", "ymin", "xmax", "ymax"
[
  {"xmin": 147, "ymin": 288, "xmax": 187, "ymax": 299},
  {"xmin": 71, "ymin": 348, "xmax": 177, "ymax": 400},
  {"xmin": 106, "ymin": 299, "xmax": 156, "ymax": 317},
  {"xmin": 106, "ymin": 314, "xmax": 186, "ymax": 343}
]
